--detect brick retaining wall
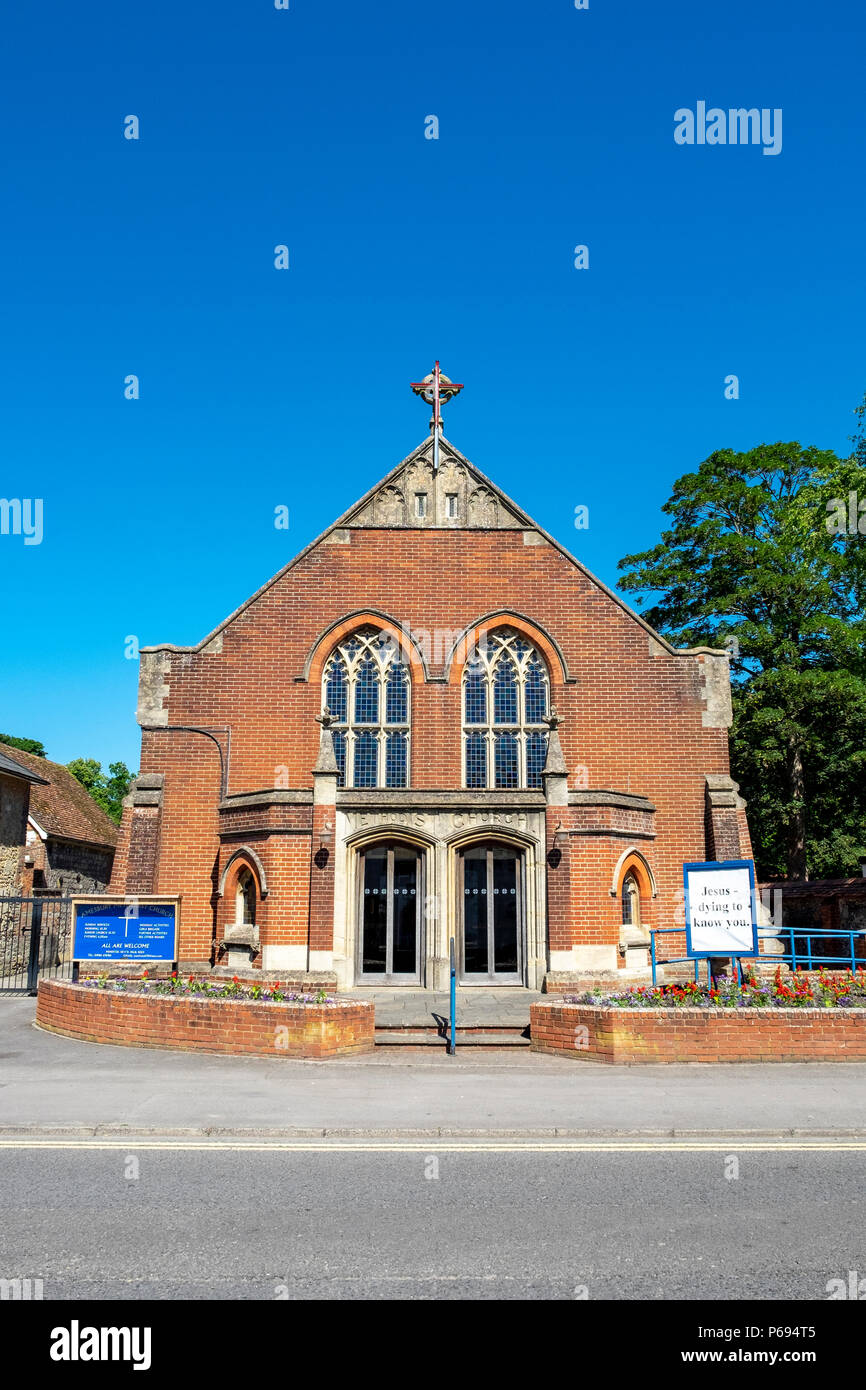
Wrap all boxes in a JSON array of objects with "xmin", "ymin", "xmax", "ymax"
[
  {"xmin": 36, "ymin": 979, "xmax": 374, "ymax": 1059},
  {"xmin": 530, "ymin": 999, "xmax": 866, "ymax": 1063}
]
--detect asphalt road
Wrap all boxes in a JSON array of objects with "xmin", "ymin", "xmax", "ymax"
[{"xmin": 1, "ymin": 1140, "xmax": 863, "ymax": 1299}]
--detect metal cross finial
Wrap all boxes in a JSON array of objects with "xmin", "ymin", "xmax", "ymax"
[{"xmin": 410, "ymin": 361, "xmax": 464, "ymax": 470}]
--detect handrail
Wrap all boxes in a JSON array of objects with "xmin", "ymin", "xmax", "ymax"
[
  {"xmin": 448, "ymin": 936, "xmax": 456, "ymax": 1055},
  {"xmin": 650, "ymin": 926, "xmax": 865, "ymax": 984}
]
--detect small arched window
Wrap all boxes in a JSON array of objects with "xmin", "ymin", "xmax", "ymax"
[
  {"xmin": 462, "ymin": 629, "xmax": 549, "ymax": 789},
  {"xmin": 322, "ymin": 627, "xmax": 410, "ymax": 788},
  {"xmin": 621, "ymin": 872, "xmax": 640, "ymax": 928},
  {"xmin": 236, "ymin": 868, "xmax": 257, "ymax": 926}
]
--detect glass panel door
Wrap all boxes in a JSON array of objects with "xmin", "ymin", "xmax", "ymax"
[
  {"xmin": 360, "ymin": 847, "xmax": 388, "ymax": 974},
  {"xmin": 463, "ymin": 848, "xmax": 489, "ymax": 975},
  {"xmin": 392, "ymin": 847, "xmax": 419, "ymax": 975},
  {"xmin": 359, "ymin": 843, "xmax": 422, "ymax": 983},
  {"xmin": 459, "ymin": 843, "xmax": 523, "ymax": 984},
  {"xmin": 492, "ymin": 848, "xmax": 519, "ymax": 973}
]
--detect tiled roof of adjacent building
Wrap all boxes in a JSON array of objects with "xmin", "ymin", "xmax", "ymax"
[
  {"xmin": 0, "ymin": 747, "xmax": 50, "ymax": 784},
  {"xmin": 0, "ymin": 742, "xmax": 118, "ymax": 848},
  {"xmin": 761, "ymin": 878, "xmax": 866, "ymax": 899}
]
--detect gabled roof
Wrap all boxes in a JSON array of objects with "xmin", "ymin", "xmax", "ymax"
[
  {"xmin": 139, "ymin": 433, "xmax": 721, "ymax": 662},
  {"xmin": 0, "ymin": 742, "xmax": 118, "ymax": 849},
  {"xmin": 0, "ymin": 747, "xmax": 50, "ymax": 784}
]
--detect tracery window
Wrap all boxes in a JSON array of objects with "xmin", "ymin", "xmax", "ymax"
[
  {"xmin": 462, "ymin": 629, "xmax": 549, "ymax": 789},
  {"xmin": 322, "ymin": 627, "xmax": 410, "ymax": 788}
]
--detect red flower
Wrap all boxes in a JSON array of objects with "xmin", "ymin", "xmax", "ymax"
[{"xmin": 232, "ymin": 976, "xmax": 239, "ymax": 984}]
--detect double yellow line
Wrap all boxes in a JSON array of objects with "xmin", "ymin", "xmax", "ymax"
[{"xmin": 0, "ymin": 1138, "xmax": 863, "ymax": 1153}]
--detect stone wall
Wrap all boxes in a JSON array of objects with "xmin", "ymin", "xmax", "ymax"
[
  {"xmin": 36, "ymin": 839, "xmax": 114, "ymax": 894},
  {"xmin": 0, "ymin": 773, "xmax": 29, "ymax": 895}
]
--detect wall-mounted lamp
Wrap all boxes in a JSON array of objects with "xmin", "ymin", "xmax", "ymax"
[
  {"xmin": 553, "ymin": 822, "xmax": 568, "ymax": 849},
  {"xmin": 319, "ymin": 819, "xmax": 334, "ymax": 850}
]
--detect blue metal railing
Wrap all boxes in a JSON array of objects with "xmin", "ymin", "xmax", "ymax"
[
  {"xmin": 448, "ymin": 937, "xmax": 457, "ymax": 1054},
  {"xmin": 650, "ymin": 926, "xmax": 865, "ymax": 985}
]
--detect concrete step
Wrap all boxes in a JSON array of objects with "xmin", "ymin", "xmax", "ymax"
[{"xmin": 375, "ymin": 1026, "xmax": 530, "ymax": 1048}]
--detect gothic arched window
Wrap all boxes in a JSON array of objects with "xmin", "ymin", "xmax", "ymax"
[
  {"xmin": 622, "ymin": 872, "xmax": 640, "ymax": 927},
  {"xmin": 462, "ymin": 629, "xmax": 550, "ymax": 789},
  {"xmin": 235, "ymin": 868, "xmax": 256, "ymax": 926},
  {"xmin": 322, "ymin": 628, "xmax": 410, "ymax": 788}
]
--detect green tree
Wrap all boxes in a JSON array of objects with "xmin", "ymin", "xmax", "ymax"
[
  {"xmin": 0, "ymin": 734, "xmax": 47, "ymax": 757},
  {"xmin": 67, "ymin": 759, "xmax": 135, "ymax": 825},
  {"xmin": 618, "ymin": 441, "xmax": 866, "ymax": 880}
]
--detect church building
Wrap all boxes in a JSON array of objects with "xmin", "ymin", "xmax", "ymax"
[{"xmin": 110, "ymin": 367, "xmax": 752, "ymax": 991}]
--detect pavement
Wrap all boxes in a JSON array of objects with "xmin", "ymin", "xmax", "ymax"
[
  {"xmin": 2, "ymin": 997, "xmax": 866, "ymax": 1138},
  {"xmin": 344, "ymin": 986, "xmax": 539, "ymax": 1027}
]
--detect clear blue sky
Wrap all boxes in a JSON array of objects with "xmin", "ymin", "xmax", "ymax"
[{"xmin": 1, "ymin": 0, "xmax": 864, "ymax": 771}]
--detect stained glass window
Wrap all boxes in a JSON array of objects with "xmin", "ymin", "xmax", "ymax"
[
  {"xmin": 493, "ymin": 657, "xmax": 518, "ymax": 724},
  {"xmin": 386, "ymin": 663, "xmax": 408, "ymax": 725},
  {"xmin": 525, "ymin": 658, "xmax": 548, "ymax": 723},
  {"xmin": 322, "ymin": 628, "xmax": 410, "ymax": 788},
  {"xmin": 332, "ymin": 729, "xmax": 347, "ymax": 787},
  {"xmin": 526, "ymin": 730, "xmax": 547, "ymax": 789},
  {"xmin": 354, "ymin": 657, "xmax": 379, "ymax": 724},
  {"xmin": 462, "ymin": 629, "xmax": 551, "ymax": 789},
  {"xmin": 354, "ymin": 730, "xmax": 378, "ymax": 788},
  {"xmin": 494, "ymin": 732, "xmax": 519, "ymax": 788},
  {"xmin": 325, "ymin": 657, "xmax": 348, "ymax": 723},
  {"xmin": 464, "ymin": 658, "xmax": 487, "ymax": 724},
  {"xmin": 465, "ymin": 732, "xmax": 487, "ymax": 789},
  {"xmin": 385, "ymin": 732, "xmax": 408, "ymax": 788}
]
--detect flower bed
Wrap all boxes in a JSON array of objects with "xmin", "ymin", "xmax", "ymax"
[
  {"xmin": 80, "ymin": 970, "xmax": 340, "ymax": 1005},
  {"xmin": 572, "ymin": 968, "xmax": 866, "ymax": 1011},
  {"xmin": 530, "ymin": 969, "xmax": 866, "ymax": 1064},
  {"xmin": 36, "ymin": 978, "xmax": 374, "ymax": 1059}
]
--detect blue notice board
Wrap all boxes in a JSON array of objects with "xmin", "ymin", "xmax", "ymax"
[{"xmin": 73, "ymin": 901, "xmax": 178, "ymax": 963}]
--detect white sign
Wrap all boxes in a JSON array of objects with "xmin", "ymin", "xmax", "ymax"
[{"xmin": 684, "ymin": 861, "xmax": 757, "ymax": 956}]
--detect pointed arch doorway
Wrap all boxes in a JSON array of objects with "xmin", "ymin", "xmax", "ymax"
[{"xmin": 457, "ymin": 842, "xmax": 524, "ymax": 984}]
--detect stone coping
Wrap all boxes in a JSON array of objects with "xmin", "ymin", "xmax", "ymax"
[{"xmin": 535, "ymin": 1000, "xmax": 866, "ymax": 1016}]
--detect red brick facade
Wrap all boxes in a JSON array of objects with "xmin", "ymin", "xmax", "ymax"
[{"xmin": 109, "ymin": 433, "xmax": 753, "ymax": 989}]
